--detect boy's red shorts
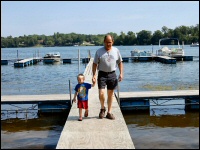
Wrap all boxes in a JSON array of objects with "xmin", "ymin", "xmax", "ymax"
[{"xmin": 77, "ymin": 100, "xmax": 88, "ymax": 109}]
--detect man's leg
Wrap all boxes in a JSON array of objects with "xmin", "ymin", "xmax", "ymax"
[
  {"xmin": 99, "ymin": 89, "xmax": 106, "ymax": 118},
  {"xmin": 107, "ymin": 89, "xmax": 114, "ymax": 113},
  {"xmin": 99, "ymin": 89, "xmax": 105, "ymax": 109},
  {"xmin": 105, "ymin": 72, "xmax": 117, "ymax": 120}
]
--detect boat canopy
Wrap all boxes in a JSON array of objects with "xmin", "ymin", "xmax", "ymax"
[{"xmin": 159, "ymin": 38, "xmax": 180, "ymax": 48}]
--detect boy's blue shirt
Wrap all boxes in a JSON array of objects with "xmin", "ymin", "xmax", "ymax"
[{"xmin": 74, "ymin": 82, "xmax": 92, "ymax": 101}]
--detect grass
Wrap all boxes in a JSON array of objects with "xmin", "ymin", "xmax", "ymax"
[
  {"xmin": 80, "ymin": 41, "xmax": 95, "ymax": 46},
  {"xmin": 142, "ymin": 84, "xmax": 199, "ymax": 91}
]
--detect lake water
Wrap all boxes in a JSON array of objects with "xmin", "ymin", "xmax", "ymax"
[{"xmin": 1, "ymin": 45, "xmax": 199, "ymax": 149}]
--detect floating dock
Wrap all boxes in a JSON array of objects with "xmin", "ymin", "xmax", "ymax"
[
  {"xmin": 2, "ymin": 55, "xmax": 197, "ymax": 66},
  {"xmin": 13, "ymin": 57, "xmax": 42, "ymax": 67},
  {"xmin": 122, "ymin": 55, "xmax": 195, "ymax": 64},
  {"xmin": 1, "ymin": 60, "xmax": 8, "ymax": 65},
  {"xmin": 117, "ymin": 90, "xmax": 199, "ymax": 111}
]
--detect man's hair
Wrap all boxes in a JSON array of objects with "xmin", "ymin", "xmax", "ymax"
[{"xmin": 104, "ymin": 34, "xmax": 114, "ymax": 42}]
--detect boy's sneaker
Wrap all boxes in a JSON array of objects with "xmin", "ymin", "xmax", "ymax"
[
  {"xmin": 99, "ymin": 107, "xmax": 106, "ymax": 119},
  {"xmin": 106, "ymin": 112, "xmax": 115, "ymax": 120}
]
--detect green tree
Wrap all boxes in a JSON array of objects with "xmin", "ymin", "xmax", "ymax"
[
  {"xmin": 136, "ymin": 30, "xmax": 152, "ymax": 45},
  {"xmin": 151, "ymin": 30, "xmax": 163, "ymax": 45}
]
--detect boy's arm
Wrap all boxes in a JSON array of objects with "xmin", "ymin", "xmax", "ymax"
[{"xmin": 73, "ymin": 91, "xmax": 78, "ymax": 103}]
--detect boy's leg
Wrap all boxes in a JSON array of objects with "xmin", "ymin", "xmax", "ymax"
[
  {"xmin": 84, "ymin": 101, "xmax": 88, "ymax": 117},
  {"xmin": 78, "ymin": 108, "xmax": 82, "ymax": 121},
  {"xmin": 84, "ymin": 109, "xmax": 88, "ymax": 117},
  {"xmin": 77, "ymin": 100, "xmax": 83, "ymax": 121}
]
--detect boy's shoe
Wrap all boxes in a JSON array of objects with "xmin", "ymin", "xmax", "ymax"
[
  {"xmin": 84, "ymin": 110, "xmax": 88, "ymax": 117},
  {"xmin": 78, "ymin": 118, "xmax": 82, "ymax": 121},
  {"xmin": 99, "ymin": 107, "xmax": 106, "ymax": 119},
  {"xmin": 106, "ymin": 112, "xmax": 115, "ymax": 120}
]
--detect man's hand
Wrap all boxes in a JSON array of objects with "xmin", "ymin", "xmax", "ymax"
[
  {"xmin": 92, "ymin": 75, "xmax": 96, "ymax": 85},
  {"xmin": 118, "ymin": 74, "xmax": 123, "ymax": 82}
]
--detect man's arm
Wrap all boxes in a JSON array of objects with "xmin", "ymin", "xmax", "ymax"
[
  {"xmin": 118, "ymin": 61, "xmax": 123, "ymax": 82},
  {"xmin": 92, "ymin": 63, "xmax": 97, "ymax": 84}
]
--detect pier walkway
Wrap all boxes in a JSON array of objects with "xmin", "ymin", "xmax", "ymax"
[{"xmin": 56, "ymin": 58, "xmax": 135, "ymax": 149}]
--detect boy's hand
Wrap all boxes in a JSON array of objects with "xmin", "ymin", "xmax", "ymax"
[{"xmin": 73, "ymin": 98, "xmax": 77, "ymax": 103}]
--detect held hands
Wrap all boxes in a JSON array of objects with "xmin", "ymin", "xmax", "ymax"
[{"xmin": 92, "ymin": 75, "xmax": 96, "ymax": 85}]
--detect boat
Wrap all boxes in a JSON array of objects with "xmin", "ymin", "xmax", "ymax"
[
  {"xmin": 190, "ymin": 42, "xmax": 199, "ymax": 47},
  {"xmin": 43, "ymin": 52, "xmax": 61, "ymax": 63},
  {"xmin": 131, "ymin": 49, "xmax": 153, "ymax": 56},
  {"xmin": 157, "ymin": 38, "xmax": 184, "ymax": 57}
]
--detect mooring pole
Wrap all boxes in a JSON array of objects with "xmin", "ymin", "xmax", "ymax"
[
  {"xmin": 69, "ymin": 80, "xmax": 72, "ymax": 105},
  {"xmin": 117, "ymin": 80, "xmax": 120, "ymax": 106},
  {"xmin": 17, "ymin": 50, "xmax": 19, "ymax": 61}
]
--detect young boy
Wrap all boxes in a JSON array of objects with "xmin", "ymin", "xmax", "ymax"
[{"xmin": 73, "ymin": 73, "xmax": 95, "ymax": 121}]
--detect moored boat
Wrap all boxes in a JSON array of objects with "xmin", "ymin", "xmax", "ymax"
[
  {"xmin": 43, "ymin": 52, "xmax": 61, "ymax": 63},
  {"xmin": 157, "ymin": 38, "xmax": 184, "ymax": 57},
  {"xmin": 190, "ymin": 42, "xmax": 199, "ymax": 47},
  {"xmin": 131, "ymin": 49, "xmax": 153, "ymax": 56}
]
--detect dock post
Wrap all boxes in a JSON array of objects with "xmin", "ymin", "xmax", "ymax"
[
  {"xmin": 17, "ymin": 50, "xmax": 19, "ymax": 61},
  {"xmin": 117, "ymin": 80, "xmax": 120, "ymax": 106},
  {"xmin": 88, "ymin": 50, "xmax": 91, "ymax": 58},
  {"xmin": 78, "ymin": 49, "xmax": 80, "ymax": 74},
  {"xmin": 85, "ymin": 57, "xmax": 86, "ymax": 68},
  {"xmin": 69, "ymin": 80, "xmax": 72, "ymax": 106}
]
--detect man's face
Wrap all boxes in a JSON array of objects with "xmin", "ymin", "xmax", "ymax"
[{"xmin": 104, "ymin": 36, "xmax": 113, "ymax": 50}]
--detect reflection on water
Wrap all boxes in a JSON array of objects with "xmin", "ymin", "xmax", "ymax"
[
  {"xmin": 1, "ymin": 113, "xmax": 69, "ymax": 149},
  {"xmin": 1, "ymin": 104, "xmax": 38, "ymax": 120},
  {"xmin": 1, "ymin": 106, "xmax": 199, "ymax": 149},
  {"xmin": 122, "ymin": 110, "xmax": 199, "ymax": 149},
  {"xmin": 122, "ymin": 110, "xmax": 199, "ymax": 127}
]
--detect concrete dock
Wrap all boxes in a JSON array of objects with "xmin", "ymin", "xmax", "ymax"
[{"xmin": 56, "ymin": 58, "xmax": 135, "ymax": 149}]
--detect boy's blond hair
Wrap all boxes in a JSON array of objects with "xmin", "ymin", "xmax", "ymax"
[{"xmin": 77, "ymin": 73, "xmax": 85, "ymax": 79}]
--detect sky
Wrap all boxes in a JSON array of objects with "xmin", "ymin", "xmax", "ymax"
[{"xmin": 1, "ymin": 1, "xmax": 199, "ymax": 37}]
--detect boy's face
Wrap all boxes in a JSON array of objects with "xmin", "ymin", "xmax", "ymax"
[{"xmin": 77, "ymin": 75, "xmax": 84, "ymax": 84}]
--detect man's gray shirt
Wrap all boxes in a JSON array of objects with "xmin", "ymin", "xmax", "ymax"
[{"xmin": 93, "ymin": 46, "xmax": 123, "ymax": 72}]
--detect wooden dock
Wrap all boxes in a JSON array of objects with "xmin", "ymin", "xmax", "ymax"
[{"xmin": 56, "ymin": 58, "xmax": 135, "ymax": 149}]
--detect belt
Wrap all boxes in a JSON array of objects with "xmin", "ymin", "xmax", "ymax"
[{"xmin": 99, "ymin": 70, "xmax": 115, "ymax": 74}]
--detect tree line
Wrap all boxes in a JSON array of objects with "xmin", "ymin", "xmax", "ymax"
[{"xmin": 1, "ymin": 24, "xmax": 199, "ymax": 48}]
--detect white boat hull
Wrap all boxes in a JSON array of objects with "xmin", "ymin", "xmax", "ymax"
[
  {"xmin": 158, "ymin": 46, "xmax": 184, "ymax": 57},
  {"xmin": 43, "ymin": 52, "xmax": 61, "ymax": 63},
  {"xmin": 131, "ymin": 50, "xmax": 153, "ymax": 56}
]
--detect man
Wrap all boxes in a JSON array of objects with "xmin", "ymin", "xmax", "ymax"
[{"xmin": 92, "ymin": 34, "xmax": 123, "ymax": 120}]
